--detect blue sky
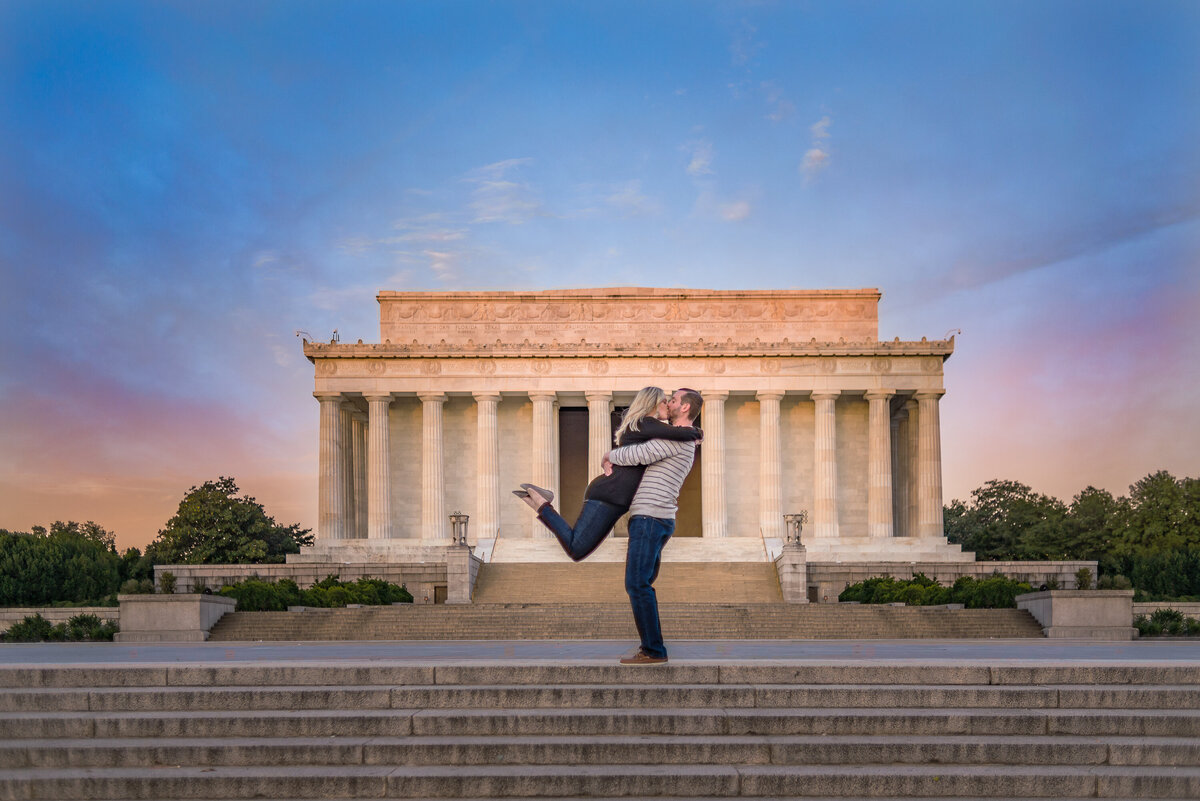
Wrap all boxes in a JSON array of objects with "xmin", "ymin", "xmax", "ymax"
[{"xmin": 2, "ymin": 1, "xmax": 1197, "ymax": 549}]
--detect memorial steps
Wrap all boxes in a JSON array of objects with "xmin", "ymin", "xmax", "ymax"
[
  {"xmin": 3, "ymin": 662, "xmax": 1200, "ymax": 799},
  {"xmin": 472, "ymin": 561, "xmax": 785, "ymax": 603},
  {"xmin": 204, "ymin": 603, "xmax": 1045, "ymax": 641}
]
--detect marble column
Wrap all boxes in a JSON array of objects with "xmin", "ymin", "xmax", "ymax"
[
  {"xmin": 905, "ymin": 399, "xmax": 920, "ymax": 542},
  {"xmin": 916, "ymin": 390, "xmax": 946, "ymax": 539},
  {"xmin": 891, "ymin": 406, "xmax": 909, "ymax": 538},
  {"xmin": 351, "ymin": 410, "xmax": 368, "ymax": 538},
  {"xmin": 364, "ymin": 394, "xmax": 393, "ymax": 540},
  {"xmin": 811, "ymin": 391, "xmax": 840, "ymax": 539},
  {"xmin": 419, "ymin": 392, "xmax": 448, "ymax": 543},
  {"xmin": 701, "ymin": 390, "xmax": 728, "ymax": 538},
  {"xmin": 339, "ymin": 404, "xmax": 355, "ymax": 538},
  {"xmin": 757, "ymin": 390, "xmax": 785, "ymax": 541},
  {"xmin": 473, "ymin": 392, "xmax": 501, "ymax": 542},
  {"xmin": 865, "ymin": 391, "xmax": 895, "ymax": 539},
  {"xmin": 315, "ymin": 392, "xmax": 348, "ymax": 541},
  {"xmin": 586, "ymin": 391, "xmax": 613, "ymax": 480},
  {"xmin": 529, "ymin": 392, "xmax": 558, "ymax": 538}
]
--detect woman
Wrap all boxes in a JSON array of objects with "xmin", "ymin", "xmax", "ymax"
[{"xmin": 514, "ymin": 386, "xmax": 702, "ymax": 561}]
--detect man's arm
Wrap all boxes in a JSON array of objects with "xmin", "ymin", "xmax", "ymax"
[{"xmin": 605, "ymin": 438, "xmax": 689, "ymax": 468}]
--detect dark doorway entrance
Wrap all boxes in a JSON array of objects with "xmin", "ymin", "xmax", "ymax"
[{"xmin": 558, "ymin": 408, "xmax": 589, "ymax": 524}]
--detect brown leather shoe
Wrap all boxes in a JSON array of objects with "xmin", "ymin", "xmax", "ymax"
[{"xmin": 619, "ymin": 649, "xmax": 668, "ymax": 665}]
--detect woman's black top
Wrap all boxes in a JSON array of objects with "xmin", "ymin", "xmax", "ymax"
[{"xmin": 583, "ymin": 417, "xmax": 703, "ymax": 509}]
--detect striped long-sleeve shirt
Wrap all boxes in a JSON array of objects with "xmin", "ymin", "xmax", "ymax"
[{"xmin": 607, "ymin": 437, "xmax": 696, "ymax": 520}]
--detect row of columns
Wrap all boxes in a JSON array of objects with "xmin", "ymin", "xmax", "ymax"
[{"xmin": 316, "ymin": 389, "xmax": 945, "ymax": 544}]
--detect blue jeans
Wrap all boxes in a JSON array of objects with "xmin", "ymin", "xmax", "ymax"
[
  {"xmin": 625, "ymin": 515, "xmax": 675, "ymax": 659},
  {"xmin": 537, "ymin": 500, "xmax": 624, "ymax": 562}
]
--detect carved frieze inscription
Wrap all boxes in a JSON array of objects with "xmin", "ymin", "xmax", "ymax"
[
  {"xmin": 316, "ymin": 354, "xmax": 902, "ymax": 381},
  {"xmin": 379, "ymin": 289, "xmax": 880, "ymax": 349}
]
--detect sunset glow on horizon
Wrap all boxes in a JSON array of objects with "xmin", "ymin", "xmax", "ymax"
[{"xmin": 2, "ymin": 1, "xmax": 1197, "ymax": 551}]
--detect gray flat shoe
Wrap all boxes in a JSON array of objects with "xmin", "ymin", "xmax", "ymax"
[{"xmin": 519, "ymin": 483, "xmax": 554, "ymax": 503}]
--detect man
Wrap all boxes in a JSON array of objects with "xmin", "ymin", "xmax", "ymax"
[{"xmin": 602, "ymin": 388, "xmax": 703, "ymax": 665}]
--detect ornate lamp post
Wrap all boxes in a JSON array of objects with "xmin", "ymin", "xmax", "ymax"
[
  {"xmin": 783, "ymin": 511, "xmax": 808, "ymax": 547},
  {"xmin": 448, "ymin": 512, "xmax": 470, "ymax": 546}
]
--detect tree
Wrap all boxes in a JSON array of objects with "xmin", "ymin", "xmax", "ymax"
[
  {"xmin": 1063, "ymin": 486, "xmax": 1125, "ymax": 561},
  {"xmin": 145, "ymin": 477, "xmax": 313, "ymax": 565},
  {"xmin": 1115, "ymin": 471, "xmax": 1200, "ymax": 556},
  {"xmin": 943, "ymin": 479, "xmax": 1068, "ymax": 561},
  {"xmin": 0, "ymin": 523, "xmax": 123, "ymax": 606}
]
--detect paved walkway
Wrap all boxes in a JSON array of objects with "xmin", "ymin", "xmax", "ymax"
[{"xmin": 2, "ymin": 638, "xmax": 1200, "ymax": 665}]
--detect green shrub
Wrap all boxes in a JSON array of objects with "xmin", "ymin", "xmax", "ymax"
[
  {"xmin": 1135, "ymin": 609, "xmax": 1200, "ymax": 637},
  {"xmin": 949, "ymin": 574, "xmax": 1034, "ymax": 609},
  {"xmin": 63, "ymin": 613, "xmax": 118, "ymax": 641},
  {"xmin": 1150, "ymin": 608, "xmax": 1185, "ymax": 626},
  {"xmin": 159, "ymin": 572, "xmax": 176, "ymax": 594},
  {"xmin": 218, "ymin": 576, "xmax": 412, "ymax": 611},
  {"xmin": 219, "ymin": 578, "xmax": 297, "ymax": 611},
  {"xmin": 3, "ymin": 614, "xmax": 55, "ymax": 642},
  {"xmin": 1098, "ymin": 574, "xmax": 1133, "ymax": 590},
  {"xmin": 838, "ymin": 572, "xmax": 1028, "ymax": 608},
  {"xmin": 1, "ymin": 613, "xmax": 117, "ymax": 642},
  {"xmin": 1075, "ymin": 567, "xmax": 1093, "ymax": 590}
]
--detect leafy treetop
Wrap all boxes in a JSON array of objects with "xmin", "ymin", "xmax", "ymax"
[{"xmin": 145, "ymin": 477, "xmax": 313, "ymax": 565}]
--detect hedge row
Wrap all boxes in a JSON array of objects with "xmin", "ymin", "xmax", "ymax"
[
  {"xmin": 217, "ymin": 575, "xmax": 414, "ymax": 611},
  {"xmin": 838, "ymin": 572, "xmax": 1035, "ymax": 608},
  {"xmin": 1135, "ymin": 608, "xmax": 1200, "ymax": 637},
  {"xmin": 1, "ymin": 613, "xmax": 118, "ymax": 642}
]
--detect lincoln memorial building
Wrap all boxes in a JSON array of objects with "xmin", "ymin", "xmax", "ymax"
[{"xmin": 298, "ymin": 287, "xmax": 971, "ymax": 571}]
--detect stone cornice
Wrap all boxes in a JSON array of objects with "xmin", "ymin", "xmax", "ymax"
[
  {"xmin": 304, "ymin": 338, "xmax": 954, "ymax": 362},
  {"xmin": 375, "ymin": 287, "xmax": 881, "ymax": 302}
]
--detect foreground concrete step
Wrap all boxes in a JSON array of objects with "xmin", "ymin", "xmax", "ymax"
[
  {"xmin": 7, "ymin": 662, "xmax": 1200, "ymax": 688},
  {"xmin": 13, "ymin": 705, "xmax": 1198, "ymax": 741},
  {"xmin": 5, "ymin": 682, "xmax": 1200, "ymax": 714},
  {"xmin": 5, "ymin": 734, "xmax": 1200, "ymax": 770},
  {"xmin": 5, "ymin": 763, "xmax": 1200, "ymax": 799}
]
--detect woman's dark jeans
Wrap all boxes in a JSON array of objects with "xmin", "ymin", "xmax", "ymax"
[{"xmin": 537, "ymin": 499, "xmax": 625, "ymax": 562}]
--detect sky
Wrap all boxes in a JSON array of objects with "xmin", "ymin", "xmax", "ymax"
[{"xmin": 1, "ymin": 1, "xmax": 1198, "ymax": 552}]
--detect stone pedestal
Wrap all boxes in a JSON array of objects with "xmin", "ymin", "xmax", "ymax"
[
  {"xmin": 115, "ymin": 594, "xmax": 237, "ymax": 642},
  {"xmin": 775, "ymin": 542, "xmax": 810, "ymax": 604},
  {"xmin": 445, "ymin": 544, "xmax": 479, "ymax": 604},
  {"xmin": 1017, "ymin": 590, "xmax": 1136, "ymax": 640}
]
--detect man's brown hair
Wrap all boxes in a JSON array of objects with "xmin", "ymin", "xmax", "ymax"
[{"xmin": 675, "ymin": 388, "xmax": 704, "ymax": 422}]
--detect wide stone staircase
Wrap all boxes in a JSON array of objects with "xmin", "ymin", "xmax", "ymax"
[
  {"xmin": 206, "ymin": 603, "xmax": 1045, "ymax": 641},
  {"xmin": 3, "ymin": 661, "xmax": 1200, "ymax": 798},
  {"xmin": 473, "ymin": 562, "xmax": 784, "ymax": 604}
]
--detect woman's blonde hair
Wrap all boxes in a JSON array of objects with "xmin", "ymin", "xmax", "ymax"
[{"xmin": 614, "ymin": 386, "xmax": 667, "ymax": 442}]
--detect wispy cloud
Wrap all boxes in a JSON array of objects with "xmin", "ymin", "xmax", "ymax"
[
  {"xmin": 422, "ymin": 249, "xmax": 459, "ymax": 279},
  {"xmin": 730, "ymin": 19, "xmax": 763, "ymax": 67},
  {"xmin": 605, "ymin": 180, "xmax": 659, "ymax": 216},
  {"xmin": 465, "ymin": 158, "xmax": 543, "ymax": 224},
  {"xmin": 761, "ymin": 81, "xmax": 796, "ymax": 122},
  {"xmin": 801, "ymin": 115, "xmax": 833, "ymax": 180},
  {"xmin": 683, "ymin": 139, "xmax": 714, "ymax": 176},
  {"xmin": 720, "ymin": 200, "xmax": 751, "ymax": 221}
]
